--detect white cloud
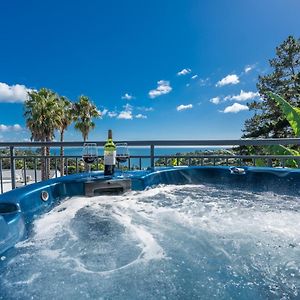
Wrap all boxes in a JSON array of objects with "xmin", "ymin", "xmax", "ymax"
[
  {"xmin": 123, "ymin": 103, "xmax": 133, "ymax": 111},
  {"xmin": 102, "ymin": 109, "xmax": 108, "ymax": 116},
  {"xmin": 0, "ymin": 124, "xmax": 23, "ymax": 132},
  {"xmin": 244, "ymin": 65, "xmax": 255, "ymax": 73},
  {"xmin": 98, "ymin": 108, "xmax": 107, "ymax": 116},
  {"xmin": 191, "ymin": 75, "xmax": 198, "ymax": 80},
  {"xmin": 117, "ymin": 111, "xmax": 133, "ymax": 119},
  {"xmin": 149, "ymin": 80, "xmax": 172, "ymax": 98},
  {"xmin": 137, "ymin": 106, "xmax": 154, "ymax": 112},
  {"xmin": 176, "ymin": 104, "xmax": 193, "ymax": 111},
  {"xmin": 177, "ymin": 68, "xmax": 191, "ymax": 76},
  {"xmin": 117, "ymin": 103, "xmax": 133, "ymax": 120},
  {"xmin": 223, "ymin": 103, "xmax": 249, "ymax": 113},
  {"xmin": 225, "ymin": 90, "xmax": 259, "ymax": 102},
  {"xmin": 0, "ymin": 82, "xmax": 32, "ymax": 103},
  {"xmin": 216, "ymin": 74, "xmax": 239, "ymax": 87},
  {"xmin": 108, "ymin": 111, "xmax": 117, "ymax": 118},
  {"xmin": 245, "ymin": 66, "xmax": 252, "ymax": 73},
  {"xmin": 210, "ymin": 97, "xmax": 221, "ymax": 105},
  {"xmin": 121, "ymin": 93, "xmax": 134, "ymax": 100},
  {"xmin": 135, "ymin": 114, "xmax": 147, "ymax": 119}
]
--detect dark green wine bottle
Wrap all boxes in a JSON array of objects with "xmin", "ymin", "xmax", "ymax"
[{"xmin": 104, "ymin": 129, "xmax": 116, "ymax": 176}]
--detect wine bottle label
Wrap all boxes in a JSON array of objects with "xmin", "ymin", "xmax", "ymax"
[{"xmin": 104, "ymin": 150, "xmax": 116, "ymax": 165}]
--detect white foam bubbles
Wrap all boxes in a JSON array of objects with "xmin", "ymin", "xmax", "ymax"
[{"xmin": 1, "ymin": 184, "xmax": 300, "ymax": 299}]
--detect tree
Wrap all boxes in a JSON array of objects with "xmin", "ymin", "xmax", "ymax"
[
  {"xmin": 58, "ymin": 96, "xmax": 73, "ymax": 176},
  {"xmin": 72, "ymin": 95, "xmax": 101, "ymax": 141},
  {"xmin": 24, "ymin": 88, "xmax": 62, "ymax": 180},
  {"xmin": 243, "ymin": 36, "xmax": 300, "ymax": 138}
]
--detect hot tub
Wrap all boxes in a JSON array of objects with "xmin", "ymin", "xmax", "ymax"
[{"xmin": 0, "ymin": 166, "xmax": 300, "ymax": 299}]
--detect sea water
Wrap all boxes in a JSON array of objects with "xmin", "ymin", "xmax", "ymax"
[{"xmin": 0, "ymin": 184, "xmax": 300, "ymax": 299}]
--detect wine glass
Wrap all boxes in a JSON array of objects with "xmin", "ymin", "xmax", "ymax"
[
  {"xmin": 82, "ymin": 143, "xmax": 98, "ymax": 181},
  {"xmin": 116, "ymin": 143, "xmax": 129, "ymax": 177}
]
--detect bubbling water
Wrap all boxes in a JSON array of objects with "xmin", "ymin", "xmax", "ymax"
[{"xmin": 1, "ymin": 184, "xmax": 300, "ymax": 299}]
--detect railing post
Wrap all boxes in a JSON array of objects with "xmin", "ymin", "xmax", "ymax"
[
  {"xmin": 10, "ymin": 146, "xmax": 16, "ymax": 190},
  {"xmin": 23, "ymin": 159, "xmax": 27, "ymax": 185},
  {"xmin": 34, "ymin": 158, "xmax": 37, "ymax": 183},
  {"xmin": 0, "ymin": 159, "xmax": 3, "ymax": 194},
  {"xmin": 267, "ymin": 158, "xmax": 272, "ymax": 167},
  {"xmin": 150, "ymin": 144, "xmax": 155, "ymax": 169}
]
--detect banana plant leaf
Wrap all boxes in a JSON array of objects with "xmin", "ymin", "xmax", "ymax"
[
  {"xmin": 268, "ymin": 92, "xmax": 300, "ymax": 137},
  {"xmin": 266, "ymin": 144, "xmax": 300, "ymax": 168}
]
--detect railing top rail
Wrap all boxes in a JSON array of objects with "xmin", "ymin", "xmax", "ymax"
[
  {"xmin": 0, "ymin": 154, "xmax": 300, "ymax": 160},
  {"xmin": 0, "ymin": 154, "xmax": 299, "ymax": 159},
  {"xmin": 0, "ymin": 138, "xmax": 300, "ymax": 147}
]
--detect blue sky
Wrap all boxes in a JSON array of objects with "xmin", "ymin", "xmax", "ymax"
[{"xmin": 0, "ymin": 0, "xmax": 300, "ymax": 141}]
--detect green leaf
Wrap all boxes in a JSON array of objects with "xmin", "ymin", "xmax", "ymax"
[
  {"xmin": 267, "ymin": 92, "xmax": 300, "ymax": 137},
  {"xmin": 255, "ymin": 158, "xmax": 267, "ymax": 167},
  {"xmin": 266, "ymin": 144, "xmax": 300, "ymax": 168}
]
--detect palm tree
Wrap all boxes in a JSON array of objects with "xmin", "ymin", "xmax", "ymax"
[
  {"xmin": 72, "ymin": 95, "xmax": 101, "ymax": 141},
  {"xmin": 58, "ymin": 96, "xmax": 73, "ymax": 176},
  {"xmin": 24, "ymin": 88, "xmax": 62, "ymax": 180}
]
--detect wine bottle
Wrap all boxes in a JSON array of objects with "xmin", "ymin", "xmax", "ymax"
[{"xmin": 104, "ymin": 129, "xmax": 116, "ymax": 176}]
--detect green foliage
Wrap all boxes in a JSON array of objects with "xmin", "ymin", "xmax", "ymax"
[
  {"xmin": 267, "ymin": 145, "xmax": 299, "ymax": 167},
  {"xmin": 23, "ymin": 89, "xmax": 103, "ymax": 177},
  {"xmin": 255, "ymin": 92, "xmax": 300, "ymax": 168},
  {"xmin": 24, "ymin": 88, "xmax": 64, "ymax": 179},
  {"xmin": 268, "ymin": 92, "xmax": 300, "ymax": 137},
  {"xmin": 243, "ymin": 35, "xmax": 300, "ymax": 138},
  {"xmin": 24, "ymin": 88, "xmax": 63, "ymax": 142},
  {"xmin": 57, "ymin": 96, "xmax": 73, "ymax": 176},
  {"xmin": 72, "ymin": 95, "xmax": 101, "ymax": 141}
]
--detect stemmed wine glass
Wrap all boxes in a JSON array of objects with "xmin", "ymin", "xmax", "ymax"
[
  {"xmin": 116, "ymin": 143, "xmax": 129, "ymax": 177},
  {"xmin": 82, "ymin": 143, "xmax": 98, "ymax": 181}
]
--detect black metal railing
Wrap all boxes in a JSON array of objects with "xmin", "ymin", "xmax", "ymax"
[{"xmin": 1, "ymin": 138, "xmax": 300, "ymax": 194}]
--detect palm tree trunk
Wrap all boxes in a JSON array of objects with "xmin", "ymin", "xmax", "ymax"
[
  {"xmin": 83, "ymin": 133, "xmax": 88, "ymax": 171},
  {"xmin": 60, "ymin": 130, "xmax": 64, "ymax": 176},
  {"xmin": 46, "ymin": 137, "xmax": 51, "ymax": 180},
  {"xmin": 41, "ymin": 145, "xmax": 46, "ymax": 181}
]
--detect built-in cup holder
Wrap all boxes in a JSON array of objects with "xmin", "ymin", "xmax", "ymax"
[{"xmin": 0, "ymin": 203, "xmax": 19, "ymax": 215}]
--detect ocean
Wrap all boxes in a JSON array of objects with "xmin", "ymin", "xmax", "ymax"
[
  {"xmin": 49, "ymin": 146, "xmax": 232, "ymax": 169},
  {"xmin": 50, "ymin": 146, "xmax": 231, "ymax": 156}
]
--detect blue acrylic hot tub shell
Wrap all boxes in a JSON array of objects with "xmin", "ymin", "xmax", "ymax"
[{"xmin": 0, "ymin": 166, "xmax": 300, "ymax": 256}]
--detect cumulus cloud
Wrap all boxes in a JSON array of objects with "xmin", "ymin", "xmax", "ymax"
[
  {"xmin": 149, "ymin": 80, "xmax": 172, "ymax": 98},
  {"xmin": 0, "ymin": 124, "xmax": 23, "ymax": 132},
  {"xmin": 225, "ymin": 90, "xmax": 259, "ymax": 102},
  {"xmin": 117, "ymin": 103, "xmax": 133, "ymax": 120},
  {"xmin": 107, "ymin": 104, "xmax": 150, "ymax": 120},
  {"xmin": 210, "ymin": 97, "xmax": 221, "ymax": 105},
  {"xmin": 176, "ymin": 104, "xmax": 193, "ymax": 111},
  {"xmin": 177, "ymin": 68, "xmax": 191, "ymax": 76},
  {"xmin": 135, "ymin": 114, "xmax": 147, "ymax": 119},
  {"xmin": 191, "ymin": 75, "xmax": 198, "ymax": 80},
  {"xmin": 108, "ymin": 111, "xmax": 117, "ymax": 118},
  {"xmin": 223, "ymin": 103, "xmax": 249, "ymax": 113},
  {"xmin": 216, "ymin": 74, "xmax": 239, "ymax": 87},
  {"xmin": 121, "ymin": 93, "xmax": 134, "ymax": 100},
  {"xmin": 0, "ymin": 82, "xmax": 32, "ymax": 103},
  {"xmin": 117, "ymin": 111, "xmax": 133, "ymax": 119}
]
